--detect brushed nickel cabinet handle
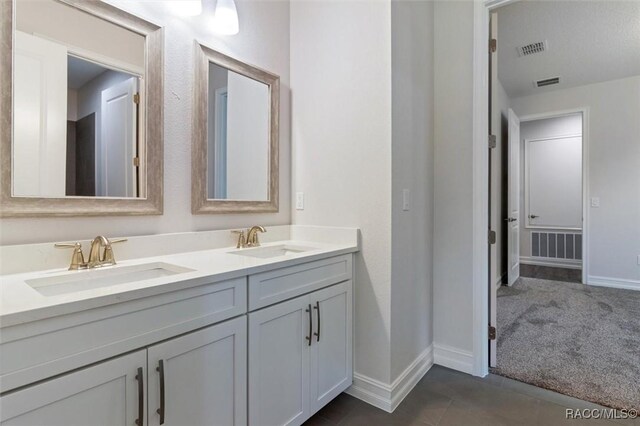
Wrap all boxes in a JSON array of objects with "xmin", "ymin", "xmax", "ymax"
[
  {"xmin": 313, "ymin": 301, "xmax": 321, "ymax": 342},
  {"xmin": 135, "ymin": 367, "xmax": 144, "ymax": 426},
  {"xmin": 156, "ymin": 360, "xmax": 165, "ymax": 424},
  {"xmin": 305, "ymin": 304, "xmax": 312, "ymax": 346}
]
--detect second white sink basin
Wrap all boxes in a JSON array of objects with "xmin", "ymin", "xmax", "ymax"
[
  {"xmin": 26, "ymin": 262, "xmax": 194, "ymax": 297},
  {"xmin": 230, "ymin": 244, "xmax": 317, "ymax": 259}
]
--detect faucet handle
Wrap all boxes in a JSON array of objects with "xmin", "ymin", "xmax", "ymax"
[
  {"xmin": 231, "ymin": 230, "xmax": 246, "ymax": 249},
  {"xmin": 102, "ymin": 238, "xmax": 127, "ymax": 265},
  {"xmin": 54, "ymin": 242, "xmax": 86, "ymax": 270}
]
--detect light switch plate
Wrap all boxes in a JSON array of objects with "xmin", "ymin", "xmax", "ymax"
[
  {"xmin": 296, "ymin": 192, "xmax": 304, "ymax": 210},
  {"xmin": 590, "ymin": 197, "xmax": 600, "ymax": 208}
]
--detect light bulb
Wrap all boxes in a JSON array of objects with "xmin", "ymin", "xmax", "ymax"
[
  {"xmin": 212, "ymin": 0, "xmax": 239, "ymax": 35},
  {"xmin": 167, "ymin": 0, "xmax": 202, "ymax": 17}
]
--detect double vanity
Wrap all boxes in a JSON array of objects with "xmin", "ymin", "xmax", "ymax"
[
  {"xmin": 0, "ymin": 0, "xmax": 356, "ymax": 424},
  {"xmin": 0, "ymin": 226, "xmax": 358, "ymax": 425}
]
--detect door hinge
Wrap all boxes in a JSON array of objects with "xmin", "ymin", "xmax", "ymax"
[
  {"xmin": 133, "ymin": 93, "xmax": 140, "ymax": 104},
  {"xmin": 489, "ymin": 230, "xmax": 496, "ymax": 245},
  {"xmin": 490, "ymin": 39, "xmax": 497, "ymax": 53},
  {"xmin": 489, "ymin": 325, "xmax": 497, "ymax": 340},
  {"xmin": 133, "ymin": 157, "xmax": 140, "ymax": 167},
  {"xmin": 489, "ymin": 134, "xmax": 497, "ymax": 149}
]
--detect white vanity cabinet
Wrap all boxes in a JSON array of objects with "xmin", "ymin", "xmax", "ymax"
[
  {"xmin": 248, "ymin": 280, "xmax": 352, "ymax": 426},
  {"xmin": 0, "ymin": 251, "xmax": 355, "ymax": 426},
  {"xmin": 0, "ymin": 350, "xmax": 146, "ymax": 426},
  {"xmin": 0, "ymin": 317, "xmax": 247, "ymax": 426},
  {"xmin": 147, "ymin": 316, "xmax": 247, "ymax": 426}
]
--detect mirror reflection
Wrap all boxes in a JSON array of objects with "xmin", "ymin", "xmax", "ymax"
[
  {"xmin": 13, "ymin": 0, "xmax": 145, "ymax": 199},
  {"xmin": 207, "ymin": 62, "xmax": 270, "ymax": 201}
]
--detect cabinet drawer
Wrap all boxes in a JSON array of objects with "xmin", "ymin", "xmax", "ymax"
[
  {"xmin": 248, "ymin": 254, "xmax": 352, "ymax": 310},
  {"xmin": 0, "ymin": 277, "xmax": 247, "ymax": 393}
]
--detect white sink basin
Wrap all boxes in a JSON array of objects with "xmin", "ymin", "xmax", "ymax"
[
  {"xmin": 229, "ymin": 244, "xmax": 317, "ymax": 259},
  {"xmin": 25, "ymin": 262, "xmax": 194, "ymax": 297}
]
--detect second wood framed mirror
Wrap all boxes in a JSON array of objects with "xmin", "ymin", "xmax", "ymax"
[{"xmin": 192, "ymin": 42, "xmax": 279, "ymax": 214}]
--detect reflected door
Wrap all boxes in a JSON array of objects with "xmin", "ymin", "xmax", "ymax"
[
  {"xmin": 100, "ymin": 77, "xmax": 137, "ymax": 197},
  {"xmin": 507, "ymin": 108, "xmax": 521, "ymax": 285},
  {"xmin": 13, "ymin": 31, "xmax": 67, "ymax": 197}
]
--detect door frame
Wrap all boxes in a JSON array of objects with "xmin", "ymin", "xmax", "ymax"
[
  {"xmin": 473, "ymin": 0, "xmax": 589, "ymax": 376},
  {"xmin": 518, "ymin": 108, "xmax": 589, "ymax": 285}
]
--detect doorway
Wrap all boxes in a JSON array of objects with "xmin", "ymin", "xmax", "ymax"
[{"xmin": 482, "ymin": 0, "xmax": 640, "ymax": 410}]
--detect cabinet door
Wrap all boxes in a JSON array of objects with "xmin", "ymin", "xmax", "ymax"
[
  {"xmin": 249, "ymin": 295, "xmax": 311, "ymax": 426},
  {"xmin": 147, "ymin": 316, "xmax": 247, "ymax": 426},
  {"xmin": 309, "ymin": 281, "xmax": 353, "ymax": 413},
  {"xmin": 0, "ymin": 350, "xmax": 146, "ymax": 426}
]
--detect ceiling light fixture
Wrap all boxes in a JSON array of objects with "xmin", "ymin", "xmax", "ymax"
[
  {"xmin": 167, "ymin": 0, "xmax": 202, "ymax": 17},
  {"xmin": 212, "ymin": 0, "xmax": 239, "ymax": 35}
]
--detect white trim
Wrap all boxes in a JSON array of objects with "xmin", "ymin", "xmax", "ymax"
[
  {"xmin": 524, "ymin": 133, "xmax": 583, "ymax": 230},
  {"xmin": 433, "ymin": 343, "xmax": 474, "ymax": 375},
  {"xmin": 587, "ymin": 276, "xmax": 640, "ymax": 291},
  {"xmin": 345, "ymin": 345, "xmax": 433, "ymax": 413},
  {"xmin": 519, "ymin": 256, "xmax": 581, "ymax": 270},
  {"xmin": 472, "ymin": 0, "xmax": 491, "ymax": 379}
]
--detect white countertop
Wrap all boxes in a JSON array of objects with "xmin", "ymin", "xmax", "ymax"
[{"xmin": 0, "ymin": 239, "xmax": 358, "ymax": 328}]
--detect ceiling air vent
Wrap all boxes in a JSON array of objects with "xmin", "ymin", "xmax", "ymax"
[
  {"xmin": 535, "ymin": 77, "xmax": 560, "ymax": 88},
  {"xmin": 517, "ymin": 40, "xmax": 547, "ymax": 57}
]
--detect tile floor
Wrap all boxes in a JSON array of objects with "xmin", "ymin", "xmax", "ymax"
[{"xmin": 304, "ymin": 365, "xmax": 640, "ymax": 425}]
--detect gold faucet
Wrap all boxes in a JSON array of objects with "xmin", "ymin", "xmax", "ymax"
[
  {"xmin": 232, "ymin": 226, "xmax": 266, "ymax": 249},
  {"xmin": 246, "ymin": 226, "xmax": 266, "ymax": 247},
  {"xmin": 55, "ymin": 236, "xmax": 127, "ymax": 270}
]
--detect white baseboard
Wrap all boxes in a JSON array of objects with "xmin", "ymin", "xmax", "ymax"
[
  {"xmin": 345, "ymin": 344, "xmax": 433, "ymax": 413},
  {"xmin": 588, "ymin": 275, "xmax": 640, "ymax": 291},
  {"xmin": 519, "ymin": 256, "xmax": 581, "ymax": 270},
  {"xmin": 433, "ymin": 343, "xmax": 474, "ymax": 375}
]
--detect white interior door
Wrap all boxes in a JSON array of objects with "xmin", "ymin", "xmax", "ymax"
[
  {"xmin": 100, "ymin": 77, "xmax": 136, "ymax": 197},
  {"xmin": 147, "ymin": 317, "xmax": 247, "ymax": 426},
  {"xmin": 507, "ymin": 108, "xmax": 521, "ymax": 285},
  {"xmin": 13, "ymin": 31, "xmax": 67, "ymax": 197}
]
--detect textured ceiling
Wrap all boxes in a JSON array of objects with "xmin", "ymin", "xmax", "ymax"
[{"xmin": 496, "ymin": 0, "xmax": 640, "ymax": 98}]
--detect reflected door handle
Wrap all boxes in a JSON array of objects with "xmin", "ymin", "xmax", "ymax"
[
  {"xmin": 529, "ymin": 215, "xmax": 539, "ymax": 219},
  {"xmin": 504, "ymin": 217, "xmax": 517, "ymax": 223}
]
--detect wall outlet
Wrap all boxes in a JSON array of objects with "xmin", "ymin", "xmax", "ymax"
[
  {"xmin": 590, "ymin": 197, "xmax": 600, "ymax": 208},
  {"xmin": 295, "ymin": 192, "xmax": 304, "ymax": 210},
  {"xmin": 402, "ymin": 189, "xmax": 410, "ymax": 211}
]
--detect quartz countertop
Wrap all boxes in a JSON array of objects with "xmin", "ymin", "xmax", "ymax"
[{"xmin": 0, "ymin": 239, "xmax": 358, "ymax": 328}]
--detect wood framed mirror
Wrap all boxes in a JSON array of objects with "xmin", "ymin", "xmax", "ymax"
[
  {"xmin": 192, "ymin": 42, "xmax": 279, "ymax": 214},
  {"xmin": 0, "ymin": 0, "xmax": 164, "ymax": 217}
]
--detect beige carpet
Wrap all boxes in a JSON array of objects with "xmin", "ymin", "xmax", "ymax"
[{"xmin": 492, "ymin": 277, "xmax": 640, "ymax": 410}]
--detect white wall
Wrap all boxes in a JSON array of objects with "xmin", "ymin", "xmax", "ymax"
[
  {"xmin": 1, "ymin": 0, "xmax": 291, "ymax": 245},
  {"xmin": 512, "ymin": 76, "xmax": 640, "ymax": 285},
  {"xmin": 16, "ymin": 0, "xmax": 144, "ymax": 74},
  {"xmin": 390, "ymin": 0, "xmax": 434, "ymax": 381},
  {"xmin": 433, "ymin": 0, "xmax": 475, "ymax": 355},
  {"xmin": 226, "ymin": 71, "xmax": 269, "ymax": 200},
  {"xmin": 290, "ymin": 0, "xmax": 393, "ymax": 384},
  {"xmin": 519, "ymin": 115, "xmax": 582, "ymax": 258}
]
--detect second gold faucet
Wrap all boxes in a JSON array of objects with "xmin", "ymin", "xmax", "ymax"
[{"xmin": 232, "ymin": 226, "xmax": 266, "ymax": 249}]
